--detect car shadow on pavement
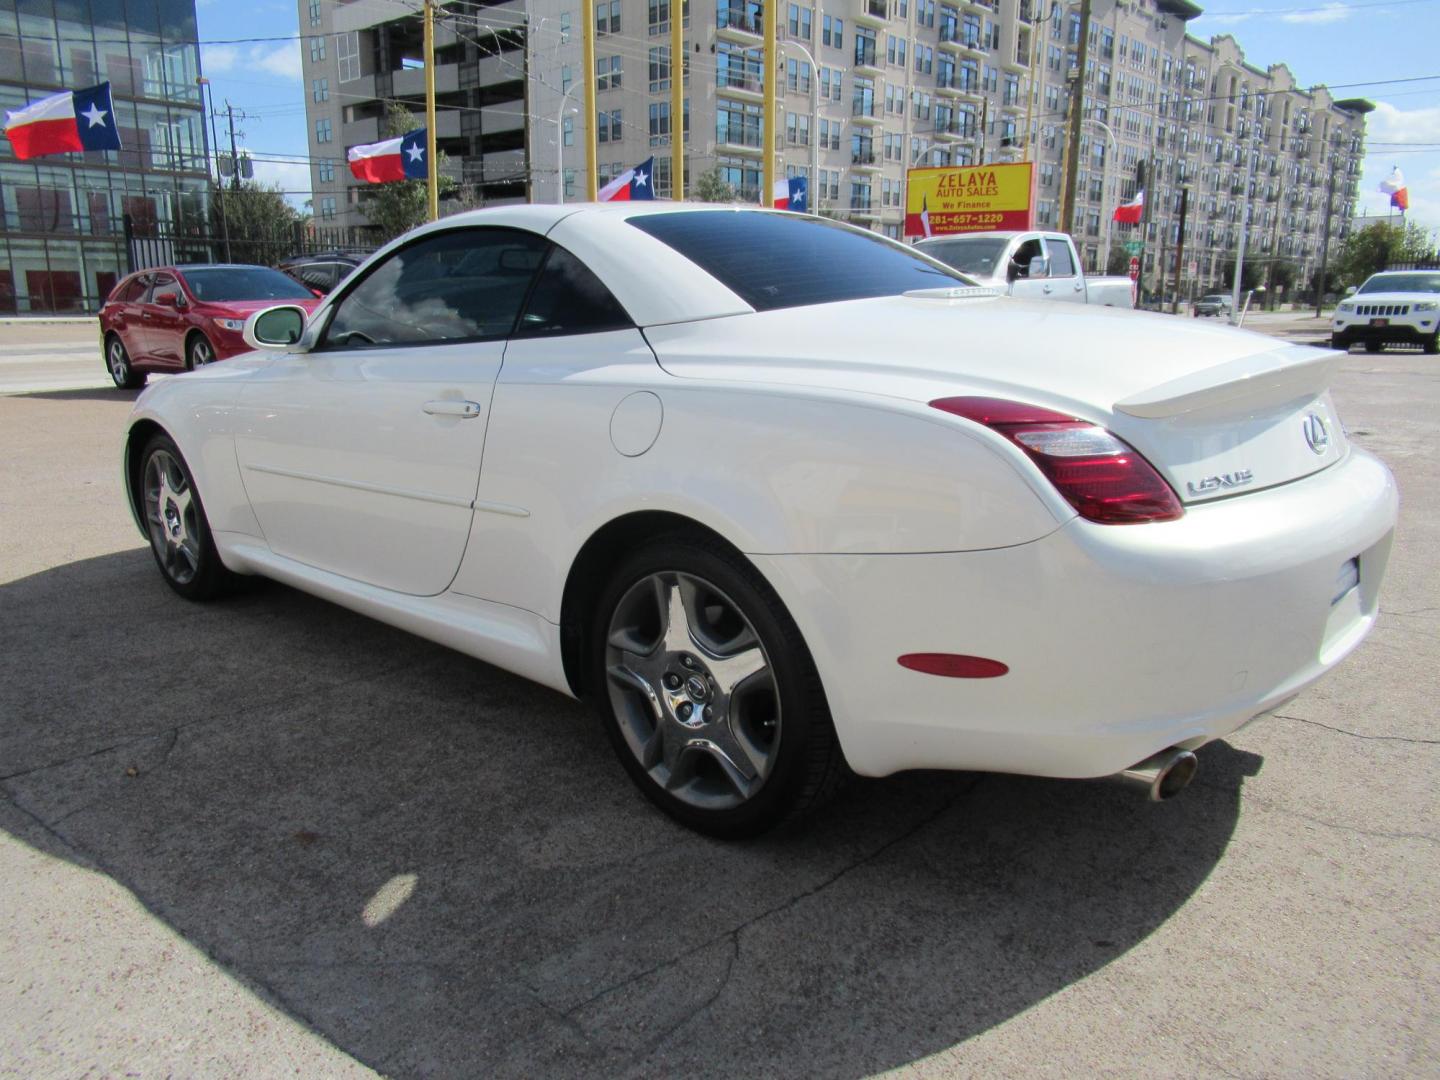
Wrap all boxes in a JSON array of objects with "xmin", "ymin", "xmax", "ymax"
[
  {"xmin": 0, "ymin": 550, "xmax": 1259, "ymax": 1078},
  {"xmin": 12, "ymin": 388, "xmax": 143, "ymax": 403}
]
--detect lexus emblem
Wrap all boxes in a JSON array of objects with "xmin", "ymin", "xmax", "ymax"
[{"xmin": 1303, "ymin": 413, "xmax": 1330, "ymax": 455}]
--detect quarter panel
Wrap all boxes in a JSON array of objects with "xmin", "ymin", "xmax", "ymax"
[{"xmin": 451, "ymin": 332, "xmax": 1062, "ymax": 621}]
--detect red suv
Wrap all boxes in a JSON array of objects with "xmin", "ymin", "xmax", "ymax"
[{"xmin": 100, "ymin": 264, "xmax": 322, "ymax": 389}]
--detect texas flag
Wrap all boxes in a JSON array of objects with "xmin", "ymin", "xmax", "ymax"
[
  {"xmin": 598, "ymin": 156, "xmax": 656, "ymax": 201},
  {"xmin": 1379, "ymin": 167, "xmax": 1409, "ymax": 212},
  {"xmin": 1113, "ymin": 189, "xmax": 1144, "ymax": 224},
  {"xmin": 2, "ymin": 82, "xmax": 122, "ymax": 160},
  {"xmin": 347, "ymin": 128, "xmax": 428, "ymax": 183},
  {"xmin": 771, "ymin": 175, "xmax": 808, "ymax": 212}
]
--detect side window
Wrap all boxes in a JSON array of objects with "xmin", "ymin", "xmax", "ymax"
[
  {"xmin": 1012, "ymin": 238, "xmax": 1044, "ymax": 278},
  {"xmin": 119, "ymin": 275, "xmax": 150, "ymax": 302},
  {"xmin": 1047, "ymin": 238, "xmax": 1075, "ymax": 277},
  {"xmin": 149, "ymin": 274, "xmax": 181, "ymax": 304},
  {"xmin": 294, "ymin": 263, "xmax": 333, "ymax": 292},
  {"xmin": 515, "ymin": 245, "xmax": 633, "ymax": 337},
  {"xmin": 322, "ymin": 228, "xmax": 548, "ymax": 349}
]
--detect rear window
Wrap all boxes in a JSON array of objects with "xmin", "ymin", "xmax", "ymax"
[
  {"xmin": 181, "ymin": 267, "xmax": 315, "ymax": 302},
  {"xmin": 629, "ymin": 211, "xmax": 967, "ymax": 312}
]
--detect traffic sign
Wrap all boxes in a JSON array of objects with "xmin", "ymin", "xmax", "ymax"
[
  {"xmin": 1124, "ymin": 240, "xmax": 1143, "ymax": 256},
  {"xmin": 1128, "ymin": 256, "xmax": 1140, "ymax": 282}
]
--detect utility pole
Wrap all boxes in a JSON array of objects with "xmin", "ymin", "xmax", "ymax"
[
  {"xmin": 1230, "ymin": 99, "xmax": 1261, "ymax": 323},
  {"xmin": 671, "ymin": 0, "xmax": 684, "ymax": 199},
  {"xmin": 225, "ymin": 101, "xmax": 241, "ymax": 191},
  {"xmin": 1171, "ymin": 185, "xmax": 1189, "ymax": 314},
  {"xmin": 1137, "ymin": 156, "xmax": 1153, "ymax": 309},
  {"xmin": 1315, "ymin": 162, "xmax": 1338, "ymax": 318},
  {"xmin": 977, "ymin": 98, "xmax": 988, "ymax": 166},
  {"xmin": 423, "ymin": 0, "xmax": 439, "ymax": 220},
  {"xmin": 1058, "ymin": 0, "xmax": 1091, "ymax": 236},
  {"xmin": 582, "ymin": 0, "xmax": 597, "ymax": 199},
  {"xmin": 762, "ymin": 0, "xmax": 778, "ymax": 206}
]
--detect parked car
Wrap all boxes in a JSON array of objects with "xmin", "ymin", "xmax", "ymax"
[
  {"xmin": 1193, "ymin": 293, "xmax": 1232, "ymax": 318},
  {"xmin": 915, "ymin": 230, "xmax": 1135, "ymax": 307},
  {"xmin": 1330, "ymin": 270, "xmax": 1440, "ymax": 354},
  {"xmin": 101, "ymin": 264, "xmax": 322, "ymax": 389},
  {"xmin": 277, "ymin": 251, "xmax": 365, "ymax": 295},
  {"xmin": 121, "ymin": 205, "xmax": 1397, "ymax": 837}
]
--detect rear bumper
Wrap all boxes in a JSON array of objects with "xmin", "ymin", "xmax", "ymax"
[{"xmin": 752, "ymin": 447, "xmax": 1398, "ymax": 779}]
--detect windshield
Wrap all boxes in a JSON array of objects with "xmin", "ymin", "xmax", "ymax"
[
  {"xmin": 1358, "ymin": 273, "xmax": 1440, "ymax": 295},
  {"xmin": 181, "ymin": 267, "xmax": 316, "ymax": 302},
  {"xmin": 629, "ymin": 211, "xmax": 969, "ymax": 312},
  {"xmin": 915, "ymin": 237, "xmax": 1011, "ymax": 277}
]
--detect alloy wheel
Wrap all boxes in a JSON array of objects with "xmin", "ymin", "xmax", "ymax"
[
  {"xmin": 108, "ymin": 339, "xmax": 129, "ymax": 385},
  {"xmin": 190, "ymin": 337, "xmax": 213, "ymax": 368},
  {"xmin": 604, "ymin": 571, "xmax": 781, "ymax": 811},
  {"xmin": 143, "ymin": 449, "xmax": 201, "ymax": 585}
]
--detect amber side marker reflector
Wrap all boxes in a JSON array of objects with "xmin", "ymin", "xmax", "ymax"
[{"xmin": 898, "ymin": 653, "xmax": 1009, "ymax": 678}]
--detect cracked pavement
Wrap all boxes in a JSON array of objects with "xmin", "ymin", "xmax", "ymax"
[{"xmin": 1, "ymin": 334, "xmax": 1436, "ymax": 1078}]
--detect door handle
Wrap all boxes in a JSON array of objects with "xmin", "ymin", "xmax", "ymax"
[
  {"xmin": 1074, "ymin": 282, "xmax": 1084, "ymax": 291},
  {"xmin": 423, "ymin": 399, "xmax": 482, "ymax": 418},
  {"xmin": 1042, "ymin": 284, "xmax": 1053, "ymax": 294}
]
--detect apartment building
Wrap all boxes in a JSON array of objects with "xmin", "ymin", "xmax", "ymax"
[
  {"xmin": 299, "ymin": 0, "xmax": 531, "ymax": 230},
  {"xmin": 519, "ymin": 0, "xmax": 1365, "ymax": 295},
  {"xmin": 298, "ymin": 0, "xmax": 1367, "ymax": 294}
]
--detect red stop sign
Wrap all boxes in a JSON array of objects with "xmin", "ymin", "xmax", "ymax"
[{"xmin": 1128, "ymin": 256, "xmax": 1140, "ymax": 282}]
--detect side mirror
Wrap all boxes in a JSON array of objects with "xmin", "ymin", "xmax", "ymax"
[
  {"xmin": 1028, "ymin": 255, "xmax": 1049, "ymax": 279},
  {"xmin": 154, "ymin": 292, "xmax": 179, "ymax": 308},
  {"xmin": 1344, "ymin": 285, "xmax": 1357, "ymax": 296},
  {"xmin": 243, "ymin": 305, "xmax": 308, "ymax": 351}
]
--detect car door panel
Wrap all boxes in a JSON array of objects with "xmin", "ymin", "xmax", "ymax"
[
  {"xmin": 232, "ymin": 225, "xmax": 548, "ymax": 596},
  {"xmin": 142, "ymin": 273, "xmax": 187, "ymax": 365},
  {"xmin": 1044, "ymin": 236, "xmax": 1086, "ymax": 303}
]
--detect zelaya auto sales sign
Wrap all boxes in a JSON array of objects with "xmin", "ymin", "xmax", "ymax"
[{"xmin": 905, "ymin": 163, "xmax": 1033, "ymax": 238}]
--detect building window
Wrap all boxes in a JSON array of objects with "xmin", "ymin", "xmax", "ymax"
[
  {"xmin": 561, "ymin": 11, "xmax": 571, "ymax": 42},
  {"xmin": 596, "ymin": 0, "xmax": 620, "ymax": 34},
  {"xmin": 315, "ymin": 118, "xmax": 332, "ymax": 143},
  {"xmin": 337, "ymin": 32, "xmax": 359, "ymax": 82},
  {"xmin": 597, "ymin": 109, "xmax": 621, "ymax": 142},
  {"xmin": 308, "ymin": 0, "xmax": 321, "ymax": 26},
  {"xmin": 597, "ymin": 55, "xmax": 621, "ymax": 90},
  {"xmin": 564, "ymin": 169, "xmax": 576, "ymax": 197},
  {"xmin": 788, "ymin": 3, "xmax": 812, "ymax": 38},
  {"xmin": 649, "ymin": 46, "xmax": 670, "ymax": 91},
  {"xmin": 716, "ymin": 98, "xmax": 763, "ymax": 148},
  {"xmin": 312, "ymin": 77, "xmax": 329, "ymax": 102},
  {"xmin": 562, "ymin": 65, "xmax": 572, "ymax": 92},
  {"xmin": 308, "ymin": 35, "xmax": 326, "ymax": 62},
  {"xmin": 318, "ymin": 159, "xmax": 335, "ymax": 182},
  {"xmin": 319, "ymin": 195, "xmax": 336, "ymax": 219},
  {"xmin": 822, "ymin": 14, "xmax": 842, "ymax": 49},
  {"xmin": 563, "ymin": 116, "xmax": 574, "ymax": 146}
]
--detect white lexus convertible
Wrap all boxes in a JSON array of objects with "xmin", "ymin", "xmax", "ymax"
[{"xmin": 122, "ymin": 204, "xmax": 1397, "ymax": 837}]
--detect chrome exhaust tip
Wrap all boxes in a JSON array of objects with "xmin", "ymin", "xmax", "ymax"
[{"xmin": 1113, "ymin": 747, "xmax": 1199, "ymax": 802}]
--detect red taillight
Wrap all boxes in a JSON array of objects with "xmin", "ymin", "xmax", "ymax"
[{"xmin": 930, "ymin": 395, "xmax": 1183, "ymax": 525}]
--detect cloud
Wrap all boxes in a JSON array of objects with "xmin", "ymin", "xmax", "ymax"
[
  {"xmin": 1205, "ymin": 12, "xmax": 1254, "ymax": 24},
  {"xmin": 201, "ymin": 42, "xmax": 301, "ymax": 81},
  {"xmin": 1367, "ymin": 101, "xmax": 1440, "ymax": 144},
  {"xmin": 1280, "ymin": 2, "xmax": 1352, "ymax": 23}
]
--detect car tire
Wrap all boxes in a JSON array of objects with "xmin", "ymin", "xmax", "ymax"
[
  {"xmin": 105, "ymin": 334, "xmax": 146, "ymax": 390},
  {"xmin": 1330, "ymin": 334, "xmax": 1349, "ymax": 352},
  {"xmin": 590, "ymin": 534, "xmax": 846, "ymax": 838},
  {"xmin": 138, "ymin": 433, "xmax": 235, "ymax": 601},
  {"xmin": 186, "ymin": 333, "xmax": 215, "ymax": 371},
  {"xmin": 1424, "ymin": 333, "xmax": 1439, "ymax": 355}
]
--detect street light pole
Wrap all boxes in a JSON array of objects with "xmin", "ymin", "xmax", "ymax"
[
  {"xmin": 554, "ymin": 85, "xmax": 580, "ymax": 204},
  {"xmin": 1082, "ymin": 117, "xmax": 1116, "ymax": 270},
  {"xmin": 779, "ymin": 39, "xmax": 820, "ymax": 209}
]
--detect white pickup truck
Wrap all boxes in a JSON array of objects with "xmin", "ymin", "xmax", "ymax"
[{"xmin": 915, "ymin": 230, "xmax": 1134, "ymax": 308}]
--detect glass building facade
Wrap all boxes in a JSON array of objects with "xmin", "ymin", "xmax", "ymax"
[{"xmin": 0, "ymin": 0, "xmax": 209, "ymax": 313}]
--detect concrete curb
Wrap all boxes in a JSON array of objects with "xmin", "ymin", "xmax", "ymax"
[{"xmin": 0, "ymin": 317, "xmax": 99, "ymax": 327}]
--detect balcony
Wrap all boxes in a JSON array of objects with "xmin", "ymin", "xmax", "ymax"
[
  {"xmin": 853, "ymin": 42, "xmax": 880, "ymax": 71},
  {"xmin": 856, "ymin": 0, "xmax": 888, "ymax": 25},
  {"xmin": 851, "ymin": 100, "xmax": 883, "ymax": 124},
  {"xmin": 850, "ymin": 151, "xmax": 881, "ymax": 171},
  {"xmin": 717, "ymin": 70, "xmax": 764, "ymax": 98},
  {"xmin": 848, "ymin": 199, "xmax": 878, "ymax": 218},
  {"xmin": 717, "ymin": 3, "xmax": 763, "ymax": 38}
]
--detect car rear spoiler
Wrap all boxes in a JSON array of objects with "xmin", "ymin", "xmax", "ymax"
[{"xmin": 1113, "ymin": 344, "xmax": 1344, "ymax": 420}]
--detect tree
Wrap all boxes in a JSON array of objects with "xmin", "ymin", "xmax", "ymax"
[
  {"xmin": 1220, "ymin": 255, "xmax": 1262, "ymax": 291},
  {"xmin": 361, "ymin": 100, "xmax": 456, "ymax": 242},
  {"xmin": 1105, "ymin": 248, "xmax": 1129, "ymax": 275},
  {"xmin": 691, "ymin": 167, "xmax": 737, "ymax": 203},
  {"xmin": 1333, "ymin": 222, "xmax": 1433, "ymax": 288},
  {"xmin": 210, "ymin": 181, "xmax": 306, "ymax": 266}
]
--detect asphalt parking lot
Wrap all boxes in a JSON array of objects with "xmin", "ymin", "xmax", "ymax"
[{"xmin": 1, "ymin": 321, "xmax": 1436, "ymax": 1077}]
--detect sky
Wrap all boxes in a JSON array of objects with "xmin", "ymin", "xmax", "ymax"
[{"xmin": 195, "ymin": 0, "xmax": 1440, "ymax": 241}]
